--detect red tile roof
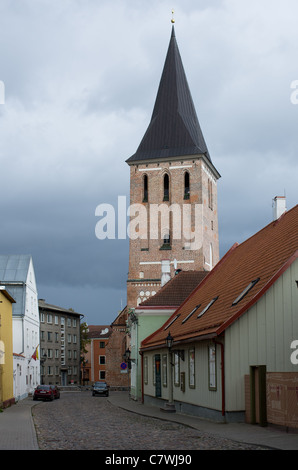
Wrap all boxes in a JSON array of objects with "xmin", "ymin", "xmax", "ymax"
[
  {"xmin": 138, "ymin": 271, "xmax": 208, "ymax": 309},
  {"xmin": 141, "ymin": 205, "xmax": 298, "ymax": 351}
]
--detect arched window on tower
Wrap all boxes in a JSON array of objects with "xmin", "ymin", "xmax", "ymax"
[
  {"xmin": 184, "ymin": 171, "xmax": 190, "ymax": 199},
  {"xmin": 163, "ymin": 173, "xmax": 169, "ymax": 201},
  {"xmin": 143, "ymin": 174, "xmax": 148, "ymax": 202}
]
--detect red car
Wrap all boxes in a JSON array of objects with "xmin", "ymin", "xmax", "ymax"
[
  {"xmin": 49, "ymin": 385, "xmax": 60, "ymax": 399},
  {"xmin": 33, "ymin": 385, "xmax": 54, "ymax": 401}
]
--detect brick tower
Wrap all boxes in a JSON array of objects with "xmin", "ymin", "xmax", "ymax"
[{"xmin": 126, "ymin": 25, "xmax": 220, "ymax": 308}]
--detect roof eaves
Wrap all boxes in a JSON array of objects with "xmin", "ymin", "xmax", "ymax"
[
  {"xmin": 140, "ymin": 331, "xmax": 218, "ymax": 352},
  {"xmin": 38, "ymin": 301, "xmax": 81, "ymax": 316},
  {"xmin": 0, "ymin": 286, "xmax": 16, "ymax": 303},
  {"xmin": 136, "ymin": 305, "xmax": 180, "ymax": 310}
]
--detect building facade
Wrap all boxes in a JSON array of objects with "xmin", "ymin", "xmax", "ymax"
[
  {"xmin": 81, "ymin": 325, "xmax": 112, "ymax": 384},
  {"xmin": 0, "ymin": 286, "xmax": 15, "ymax": 408},
  {"xmin": 38, "ymin": 299, "xmax": 82, "ymax": 386},
  {"xmin": 126, "ymin": 25, "xmax": 220, "ymax": 310},
  {"xmin": 129, "ymin": 270, "xmax": 207, "ymax": 401},
  {"xmin": 141, "ymin": 204, "xmax": 298, "ymax": 427},
  {"xmin": 0, "ymin": 255, "xmax": 40, "ymax": 400}
]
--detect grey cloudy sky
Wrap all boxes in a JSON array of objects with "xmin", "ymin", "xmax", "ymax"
[{"xmin": 0, "ymin": 0, "xmax": 297, "ymax": 325}]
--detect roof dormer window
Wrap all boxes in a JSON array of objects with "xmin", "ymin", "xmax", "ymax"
[
  {"xmin": 197, "ymin": 297, "xmax": 218, "ymax": 318},
  {"xmin": 182, "ymin": 305, "xmax": 200, "ymax": 324},
  {"xmin": 164, "ymin": 314, "xmax": 180, "ymax": 330},
  {"xmin": 232, "ymin": 278, "xmax": 260, "ymax": 306}
]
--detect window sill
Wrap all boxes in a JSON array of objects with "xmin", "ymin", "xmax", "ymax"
[{"xmin": 160, "ymin": 244, "xmax": 171, "ymax": 251}]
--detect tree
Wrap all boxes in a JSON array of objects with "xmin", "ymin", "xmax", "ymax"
[{"xmin": 80, "ymin": 322, "xmax": 90, "ymax": 357}]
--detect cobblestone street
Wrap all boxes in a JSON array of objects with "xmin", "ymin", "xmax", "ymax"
[{"xmin": 31, "ymin": 391, "xmax": 269, "ymax": 451}]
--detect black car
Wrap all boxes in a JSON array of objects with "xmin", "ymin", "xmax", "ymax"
[{"xmin": 92, "ymin": 381, "xmax": 109, "ymax": 397}]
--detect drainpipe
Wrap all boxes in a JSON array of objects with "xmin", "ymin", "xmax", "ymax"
[
  {"xmin": 140, "ymin": 351, "xmax": 144, "ymax": 403},
  {"xmin": 214, "ymin": 339, "xmax": 225, "ymax": 417},
  {"xmin": 91, "ymin": 339, "xmax": 94, "ymax": 383}
]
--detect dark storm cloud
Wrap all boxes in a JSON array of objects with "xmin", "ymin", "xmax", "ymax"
[{"xmin": 0, "ymin": 0, "xmax": 297, "ymax": 324}]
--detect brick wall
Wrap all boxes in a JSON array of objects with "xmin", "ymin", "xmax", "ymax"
[
  {"xmin": 266, "ymin": 372, "xmax": 298, "ymax": 429},
  {"xmin": 245, "ymin": 372, "xmax": 298, "ymax": 429},
  {"xmin": 127, "ymin": 158, "xmax": 219, "ymax": 308},
  {"xmin": 105, "ymin": 308, "xmax": 129, "ymax": 389}
]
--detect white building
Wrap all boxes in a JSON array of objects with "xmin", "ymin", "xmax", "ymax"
[{"xmin": 0, "ymin": 255, "xmax": 40, "ymax": 400}]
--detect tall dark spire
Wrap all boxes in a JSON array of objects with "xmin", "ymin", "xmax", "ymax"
[{"xmin": 126, "ymin": 26, "xmax": 211, "ymax": 164}]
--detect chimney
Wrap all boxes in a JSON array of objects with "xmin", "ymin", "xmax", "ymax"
[
  {"xmin": 273, "ymin": 196, "xmax": 287, "ymax": 220},
  {"xmin": 161, "ymin": 260, "xmax": 171, "ymax": 287}
]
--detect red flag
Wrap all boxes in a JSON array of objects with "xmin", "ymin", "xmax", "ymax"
[{"xmin": 31, "ymin": 345, "xmax": 39, "ymax": 361}]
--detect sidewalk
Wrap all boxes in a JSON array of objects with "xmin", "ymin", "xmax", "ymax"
[
  {"xmin": 0, "ymin": 397, "xmax": 39, "ymax": 450},
  {"xmin": 108, "ymin": 392, "xmax": 298, "ymax": 451}
]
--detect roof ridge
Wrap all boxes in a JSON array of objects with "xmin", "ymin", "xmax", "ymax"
[
  {"xmin": 236, "ymin": 205, "xmax": 298, "ymax": 250},
  {"xmin": 216, "ymin": 249, "xmax": 298, "ymax": 335},
  {"xmin": 138, "ymin": 270, "xmax": 207, "ymax": 308}
]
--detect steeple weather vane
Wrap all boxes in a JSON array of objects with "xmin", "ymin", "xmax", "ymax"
[{"xmin": 171, "ymin": 9, "xmax": 175, "ymax": 24}]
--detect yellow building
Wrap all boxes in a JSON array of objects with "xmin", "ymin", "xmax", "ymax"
[{"xmin": 0, "ymin": 286, "xmax": 15, "ymax": 408}]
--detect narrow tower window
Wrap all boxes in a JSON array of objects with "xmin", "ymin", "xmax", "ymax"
[
  {"xmin": 163, "ymin": 233, "xmax": 170, "ymax": 245},
  {"xmin": 143, "ymin": 174, "xmax": 148, "ymax": 202},
  {"xmin": 184, "ymin": 172, "xmax": 190, "ymax": 199},
  {"xmin": 160, "ymin": 232, "xmax": 171, "ymax": 250},
  {"xmin": 163, "ymin": 173, "xmax": 169, "ymax": 201},
  {"xmin": 208, "ymin": 179, "xmax": 213, "ymax": 210}
]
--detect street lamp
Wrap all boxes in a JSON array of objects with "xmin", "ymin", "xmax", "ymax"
[
  {"xmin": 123, "ymin": 348, "xmax": 131, "ymax": 399},
  {"xmin": 163, "ymin": 332, "xmax": 176, "ymax": 413},
  {"xmin": 123, "ymin": 348, "xmax": 131, "ymax": 368},
  {"xmin": 166, "ymin": 332, "xmax": 174, "ymax": 350}
]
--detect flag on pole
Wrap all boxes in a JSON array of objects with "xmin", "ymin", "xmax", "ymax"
[{"xmin": 32, "ymin": 345, "xmax": 39, "ymax": 361}]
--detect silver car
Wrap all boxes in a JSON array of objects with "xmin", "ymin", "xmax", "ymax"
[{"xmin": 92, "ymin": 381, "xmax": 109, "ymax": 397}]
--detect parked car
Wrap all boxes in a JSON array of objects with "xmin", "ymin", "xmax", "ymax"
[
  {"xmin": 92, "ymin": 381, "xmax": 109, "ymax": 397},
  {"xmin": 33, "ymin": 385, "xmax": 54, "ymax": 401},
  {"xmin": 49, "ymin": 385, "xmax": 60, "ymax": 399}
]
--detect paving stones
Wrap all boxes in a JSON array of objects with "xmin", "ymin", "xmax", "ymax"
[{"xmin": 31, "ymin": 391, "xmax": 268, "ymax": 451}]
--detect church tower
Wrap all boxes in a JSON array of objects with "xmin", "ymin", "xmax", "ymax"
[{"xmin": 126, "ymin": 25, "xmax": 220, "ymax": 308}]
